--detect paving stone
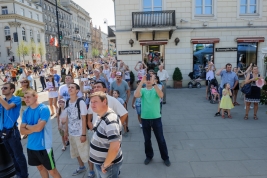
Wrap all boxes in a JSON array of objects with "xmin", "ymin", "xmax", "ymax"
[
  {"xmin": 190, "ymin": 162, "xmax": 222, "ymax": 177},
  {"xmin": 196, "ymin": 149, "xmax": 225, "ymax": 161},
  {"xmin": 241, "ymin": 160, "xmax": 267, "ymax": 175}
]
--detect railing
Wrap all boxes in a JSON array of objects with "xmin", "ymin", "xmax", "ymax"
[{"xmin": 132, "ymin": 10, "xmax": 176, "ymax": 28}]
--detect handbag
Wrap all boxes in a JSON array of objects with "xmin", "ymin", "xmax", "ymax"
[{"xmin": 241, "ymin": 83, "xmax": 251, "ymax": 95}]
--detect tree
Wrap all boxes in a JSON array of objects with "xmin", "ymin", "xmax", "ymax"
[
  {"xmin": 109, "ymin": 49, "xmax": 114, "ymax": 57},
  {"xmin": 37, "ymin": 42, "xmax": 45, "ymax": 62},
  {"xmin": 173, "ymin": 67, "xmax": 183, "ymax": 81},
  {"xmin": 92, "ymin": 48, "xmax": 99, "ymax": 58},
  {"xmin": 16, "ymin": 41, "xmax": 30, "ymax": 62},
  {"xmin": 30, "ymin": 39, "xmax": 36, "ymax": 61}
]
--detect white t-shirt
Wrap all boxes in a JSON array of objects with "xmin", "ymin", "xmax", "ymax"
[
  {"xmin": 88, "ymin": 94, "xmax": 128, "ymax": 125},
  {"xmin": 66, "ymin": 100, "xmax": 87, "ymax": 136},
  {"xmin": 46, "ymin": 81, "xmax": 58, "ymax": 98},
  {"xmin": 59, "ymin": 109, "xmax": 67, "ymax": 131},
  {"xmin": 59, "ymin": 84, "xmax": 83, "ymax": 100},
  {"xmin": 206, "ymin": 70, "xmax": 215, "ymax": 80},
  {"xmin": 157, "ymin": 70, "xmax": 169, "ymax": 81}
]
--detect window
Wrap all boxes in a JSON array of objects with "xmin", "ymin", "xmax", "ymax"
[
  {"xmin": 240, "ymin": 0, "xmax": 257, "ymax": 14},
  {"xmin": 37, "ymin": 31, "xmax": 40, "ymax": 42},
  {"xmin": 193, "ymin": 43, "xmax": 214, "ymax": 79},
  {"xmin": 7, "ymin": 48, "xmax": 11, "ymax": 56},
  {"xmin": 2, "ymin": 6, "xmax": 8, "ymax": 14},
  {"xmin": 28, "ymin": 2, "xmax": 31, "ymax": 6},
  {"xmin": 30, "ymin": 29, "xmax": 33, "ymax": 41},
  {"xmin": 45, "ymin": 25, "xmax": 48, "ymax": 31},
  {"xmin": 48, "ymin": 6, "xmax": 50, "ymax": 11},
  {"xmin": 4, "ymin": 26, "xmax": 11, "ymax": 41},
  {"xmin": 44, "ymin": 4, "xmax": 46, "ymax": 9},
  {"xmin": 19, "ymin": 0, "xmax": 24, "ymax": 2},
  {"xmin": 22, "ymin": 27, "xmax": 26, "ymax": 41},
  {"xmin": 46, "ymin": 35, "xmax": 48, "ymax": 44},
  {"xmin": 237, "ymin": 43, "xmax": 257, "ymax": 79},
  {"xmin": 143, "ymin": 0, "xmax": 162, "ymax": 11},
  {"xmin": 44, "ymin": 14, "xmax": 47, "ymax": 20},
  {"xmin": 195, "ymin": 0, "xmax": 213, "ymax": 15},
  {"xmin": 29, "ymin": 11, "xmax": 32, "ymax": 18},
  {"xmin": 21, "ymin": 8, "xmax": 24, "ymax": 16}
]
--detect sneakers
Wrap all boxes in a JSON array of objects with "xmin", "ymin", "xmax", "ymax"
[
  {"xmin": 88, "ymin": 171, "xmax": 95, "ymax": 178},
  {"xmin": 144, "ymin": 158, "xmax": 152, "ymax": 165},
  {"xmin": 72, "ymin": 166, "xmax": 86, "ymax": 176},
  {"xmin": 244, "ymin": 106, "xmax": 254, "ymax": 109},
  {"xmin": 164, "ymin": 159, "xmax": 171, "ymax": 167}
]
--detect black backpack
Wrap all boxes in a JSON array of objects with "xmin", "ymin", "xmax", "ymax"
[{"xmin": 65, "ymin": 98, "xmax": 84, "ymax": 120}]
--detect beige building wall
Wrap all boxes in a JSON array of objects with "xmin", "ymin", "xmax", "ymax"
[{"xmin": 114, "ymin": 0, "xmax": 267, "ymax": 87}]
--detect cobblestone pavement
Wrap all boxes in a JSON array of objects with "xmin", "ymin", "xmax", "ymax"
[{"xmin": 2, "ymin": 70, "xmax": 267, "ymax": 178}]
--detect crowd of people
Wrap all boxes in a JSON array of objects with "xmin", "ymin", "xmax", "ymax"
[
  {"xmin": 205, "ymin": 62, "xmax": 266, "ymax": 119},
  {"xmin": 0, "ymin": 57, "xmax": 170, "ymax": 178}
]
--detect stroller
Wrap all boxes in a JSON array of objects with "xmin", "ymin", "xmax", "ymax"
[
  {"xmin": 207, "ymin": 78, "xmax": 219, "ymax": 104},
  {"xmin": 188, "ymin": 72, "xmax": 202, "ymax": 88}
]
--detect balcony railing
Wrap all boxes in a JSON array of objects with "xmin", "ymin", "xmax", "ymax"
[{"xmin": 132, "ymin": 10, "xmax": 176, "ymax": 28}]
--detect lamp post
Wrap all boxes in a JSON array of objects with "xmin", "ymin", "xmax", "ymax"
[{"xmin": 55, "ymin": 0, "xmax": 63, "ymax": 66}]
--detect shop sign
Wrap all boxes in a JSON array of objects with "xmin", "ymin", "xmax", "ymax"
[
  {"xmin": 215, "ymin": 48, "xmax": 237, "ymax": 52},
  {"xmin": 118, "ymin": 50, "xmax": 141, "ymax": 55}
]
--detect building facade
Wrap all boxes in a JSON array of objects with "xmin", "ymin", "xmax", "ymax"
[
  {"xmin": 61, "ymin": 0, "xmax": 91, "ymax": 60},
  {"xmin": 35, "ymin": 0, "xmax": 72, "ymax": 62},
  {"xmin": 101, "ymin": 31, "xmax": 108, "ymax": 55},
  {"xmin": 111, "ymin": 0, "xmax": 267, "ymax": 86},
  {"xmin": 91, "ymin": 22, "xmax": 102, "ymax": 56},
  {"xmin": 0, "ymin": 0, "xmax": 45, "ymax": 64}
]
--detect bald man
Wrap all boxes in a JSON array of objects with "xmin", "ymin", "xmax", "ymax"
[{"xmin": 157, "ymin": 65, "xmax": 169, "ymax": 104}]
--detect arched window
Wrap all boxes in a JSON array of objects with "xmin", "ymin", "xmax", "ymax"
[
  {"xmin": 4, "ymin": 26, "xmax": 11, "ymax": 41},
  {"xmin": 37, "ymin": 31, "xmax": 40, "ymax": 42},
  {"xmin": 30, "ymin": 29, "xmax": 33, "ymax": 41},
  {"xmin": 22, "ymin": 27, "xmax": 26, "ymax": 41}
]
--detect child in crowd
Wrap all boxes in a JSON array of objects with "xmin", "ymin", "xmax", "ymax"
[
  {"xmin": 108, "ymin": 67, "xmax": 116, "ymax": 85},
  {"xmin": 57, "ymin": 98, "xmax": 68, "ymax": 151},
  {"xmin": 113, "ymin": 90, "xmax": 125, "ymax": 107},
  {"xmin": 211, "ymin": 84, "xmax": 220, "ymax": 102},
  {"xmin": 220, "ymin": 83, "xmax": 234, "ymax": 118},
  {"xmin": 132, "ymin": 80, "xmax": 142, "ymax": 128}
]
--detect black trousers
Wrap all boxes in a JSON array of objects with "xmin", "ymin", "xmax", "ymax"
[{"xmin": 40, "ymin": 76, "xmax": 46, "ymax": 90}]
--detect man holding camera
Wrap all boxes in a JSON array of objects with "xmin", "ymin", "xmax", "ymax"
[
  {"xmin": 134, "ymin": 74, "xmax": 170, "ymax": 167},
  {"xmin": 0, "ymin": 83, "xmax": 28, "ymax": 178}
]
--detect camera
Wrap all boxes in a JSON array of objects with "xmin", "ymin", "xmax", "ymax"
[{"xmin": 146, "ymin": 73, "xmax": 150, "ymax": 81}]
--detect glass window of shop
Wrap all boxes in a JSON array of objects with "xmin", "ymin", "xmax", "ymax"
[
  {"xmin": 236, "ymin": 42, "xmax": 257, "ymax": 79},
  {"xmin": 193, "ymin": 43, "xmax": 214, "ymax": 79}
]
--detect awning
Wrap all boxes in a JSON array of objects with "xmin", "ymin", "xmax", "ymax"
[
  {"xmin": 236, "ymin": 37, "xmax": 265, "ymax": 43},
  {"xmin": 139, "ymin": 40, "xmax": 168, "ymax": 45},
  {"xmin": 191, "ymin": 38, "xmax": 220, "ymax": 44}
]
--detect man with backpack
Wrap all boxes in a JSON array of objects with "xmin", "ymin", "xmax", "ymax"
[{"xmin": 64, "ymin": 83, "xmax": 95, "ymax": 178}]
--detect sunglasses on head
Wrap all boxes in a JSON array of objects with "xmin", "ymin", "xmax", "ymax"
[{"xmin": 1, "ymin": 87, "xmax": 8, "ymax": 90}]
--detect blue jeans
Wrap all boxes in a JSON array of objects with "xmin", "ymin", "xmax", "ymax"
[
  {"xmin": 95, "ymin": 161, "xmax": 122, "ymax": 178},
  {"xmin": 3, "ymin": 128, "xmax": 28, "ymax": 178},
  {"xmin": 141, "ymin": 118, "xmax": 169, "ymax": 160}
]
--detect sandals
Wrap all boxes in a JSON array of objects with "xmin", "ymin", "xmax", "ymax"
[
  {"xmin": 244, "ymin": 115, "xmax": 248, "ymax": 120},
  {"xmin": 215, "ymin": 112, "xmax": 221, "ymax": 117},
  {"xmin": 221, "ymin": 115, "xmax": 225, "ymax": 119},
  {"xmin": 253, "ymin": 115, "xmax": 258, "ymax": 120},
  {"xmin": 228, "ymin": 115, "xmax": 232, "ymax": 119},
  {"xmin": 233, "ymin": 102, "xmax": 240, "ymax": 106}
]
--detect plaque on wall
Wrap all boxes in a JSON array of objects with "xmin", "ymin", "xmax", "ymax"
[
  {"xmin": 118, "ymin": 50, "xmax": 141, "ymax": 55},
  {"xmin": 215, "ymin": 48, "xmax": 237, "ymax": 52}
]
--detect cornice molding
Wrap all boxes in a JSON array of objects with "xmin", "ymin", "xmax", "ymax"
[
  {"xmin": 8, "ymin": 21, "xmax": 22, "ymax": 27},
  {"xmin": 0, "ymin": 14, "xmax": 45, "ymax": 26}
]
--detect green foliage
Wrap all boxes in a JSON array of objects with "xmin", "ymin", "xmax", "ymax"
[
  {"xmin": 130, "ymin": 71, "xmax": 135, "ymax": 85},
  {"xmin": 16, "ymin": 41, "xmax": 29, "ymax": 61},
  {"xmin": 37, "ymin": 42, "xmax": 45, "ymax": 62},
  {"xmin": 109, "ymin": 49, "xmax": 114, "ymax": 57},
  {"xmin": 92, "ymin": 48, "xmax": 99, "ymax": 58},
  {"xmin": 172, "ymin": 67, "xmax": 183, "ymax": 81},
  {"xmin": 30, "ymin": 40, "xmax": 36, "ymax": 60}
]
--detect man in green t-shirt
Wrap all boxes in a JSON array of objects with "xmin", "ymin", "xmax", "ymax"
[{"xmin": 134, "ymin": 74, "xmax": 170, "ymax": 167}]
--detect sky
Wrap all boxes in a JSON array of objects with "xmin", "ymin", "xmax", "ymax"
[{"xmin": 73, "ymin": 0, "xmax": 115, "ymax": 34}]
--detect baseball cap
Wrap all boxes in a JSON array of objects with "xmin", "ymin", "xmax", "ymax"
[{"xmin": 116, "ymin": 72, "xmax": 122, "ymax": 76}]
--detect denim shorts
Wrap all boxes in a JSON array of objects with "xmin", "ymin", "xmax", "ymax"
[{"xmin": 136, "ymin": 106, "xmax": 141, "ymax": 115}]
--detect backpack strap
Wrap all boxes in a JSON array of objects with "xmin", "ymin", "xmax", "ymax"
[
  {"xmin": 65, "ymin": 98, "xmax": 70, "ymax": 109},
  {"xmin": 75, "ymin": 98, "xmax": 84, "ymax": 120}
]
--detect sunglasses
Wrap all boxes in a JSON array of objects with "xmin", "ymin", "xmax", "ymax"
[
  {"xmin": 20, "ymin": 81, "xmax": 28, "ymax": 84},
  {"xmin": 1, "ymin": 87, "xmax": 9, "ymax": 90},
  {"xmin": 58, "ymin": 101, "xmax": 65, "ymax": 104}
]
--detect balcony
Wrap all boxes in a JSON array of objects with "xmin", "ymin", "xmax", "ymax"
[{"xmin": 132, "ymin": 10, "xmax": 176, "ymax": 40}]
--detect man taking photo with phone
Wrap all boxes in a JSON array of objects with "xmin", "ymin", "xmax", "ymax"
[{"xmin": 134, "ymin": 74, "xmax": 170, "ymax": 166}]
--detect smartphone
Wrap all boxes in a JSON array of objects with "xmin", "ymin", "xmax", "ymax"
[{"xmin": 146, "ymin": 73, "xmax": 150, "ymax": 81}]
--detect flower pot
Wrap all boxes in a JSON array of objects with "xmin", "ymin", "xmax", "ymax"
[{"xmin": 173, "ymin": 80, "xmax": 182, "ymax": 88}]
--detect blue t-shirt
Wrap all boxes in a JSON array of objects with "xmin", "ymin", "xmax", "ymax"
[
  {"xmin": 0, "ymin": 96, "xmax": 21, "ymax": 130},
  {"xmin": 220, "ymin": 70, "xmax": 238, "ymax": 89},
  {"xmin": 22, "ymin": 104, "xmax": 52, "ymax": 150},
  {"xmin": 54, "ymin": 74, "xmax": 60, "ymax": 86},
  {"xmin": 110, "ymin": 80, "xmax": 129, "ymax": 101}
]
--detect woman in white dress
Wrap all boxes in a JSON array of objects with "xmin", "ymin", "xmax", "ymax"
[{"xmin": 45, "ymin": 75, "xmax": 59, "ymax": 116}]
